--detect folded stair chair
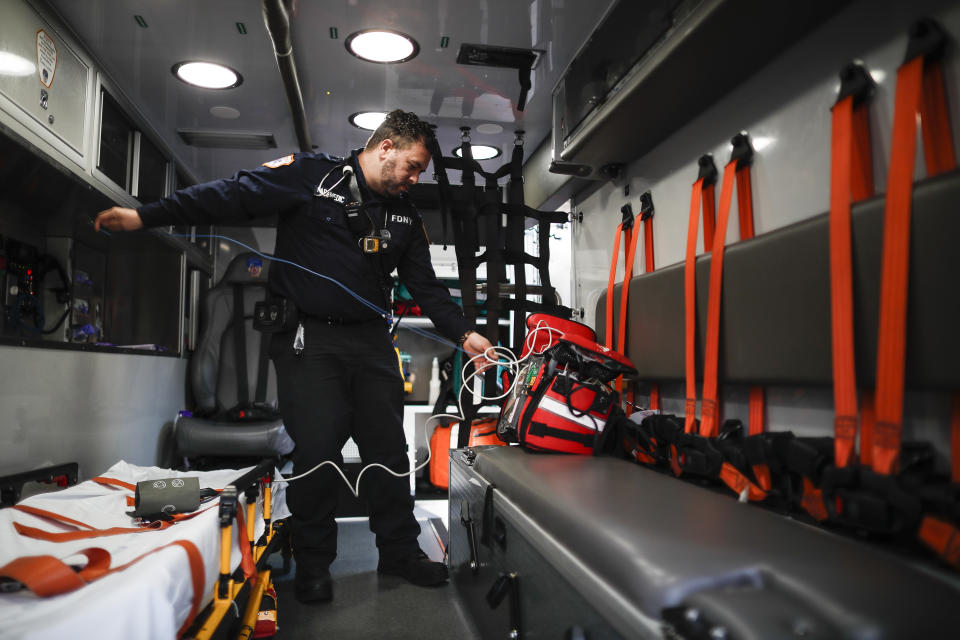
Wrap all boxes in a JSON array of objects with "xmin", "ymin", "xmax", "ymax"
[{"xmin": 175, "ymin": 252, "xmax": 294, "ymax": 464}]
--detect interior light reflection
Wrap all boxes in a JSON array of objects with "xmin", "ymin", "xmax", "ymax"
[{"xmin": 0, "ymin": 51, "xmax": 36, "ymax": 76}]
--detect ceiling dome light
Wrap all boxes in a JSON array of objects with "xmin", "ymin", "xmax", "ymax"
[
  {"xmin": 346, "ymin": 29, "xmax": 419, "ymax": 63},
  {"xmin": 454, "ymin": 145, "xmax": 501, "ymax": 161},
  {"xmin": 0, "ymin": 51, "xmax": 36, "ymax": 76},
  {"xmin": 349, "ymin": 111, "xmax": 388, "ymax": 131},
  {"xmin": 172, "ymin": 61, "xmax": 242, "ymax": 89}
]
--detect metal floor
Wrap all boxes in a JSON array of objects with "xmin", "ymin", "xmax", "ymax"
[{"xmin": 270, "ymin": 505, "xmax": 480, "ymax": 640}]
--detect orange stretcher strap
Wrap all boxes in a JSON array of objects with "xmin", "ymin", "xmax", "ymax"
[
  {"xmin": 829, "ymin": 84, "xmax": 876, "ymax": 468},
  {"xmin": 0, "ymin": 541, "xmax": 205, "ymax": 636},
  {"xmin": 234, "ymin": 500, "xmax": 258, "ymax": 581},
  {"xmin": 12, "ymin": 500, "xmax": 218, "ymax": 542},
  {"xmin": 873, "ymin": 51, "xmax": 955, "ymax": 475},
  {"xmin": 684, "ymin": 165, "xmax": 717, "ymax": 434},
  {"xmin": 91, "ymin": 476, "xmax": 138, "ymax": 492}
]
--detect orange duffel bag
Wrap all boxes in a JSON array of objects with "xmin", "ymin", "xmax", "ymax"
[{"xmin": 428, "ymin": 417, "xmax": 504, "ymax": 489}]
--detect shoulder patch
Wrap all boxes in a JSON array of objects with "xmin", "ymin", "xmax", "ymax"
[{"xmin": 262, "ymin": 154, "xmax": 295, "ymax": 168}]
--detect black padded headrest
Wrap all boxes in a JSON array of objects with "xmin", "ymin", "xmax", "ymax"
[{"xmin": 218, "ymin": 252, "xmax": 272, "ymax": 287}]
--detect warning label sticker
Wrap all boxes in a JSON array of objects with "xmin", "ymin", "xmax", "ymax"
[{"xmin": 36, "ymin": 29, "xmax": 57, "ymax": 89}]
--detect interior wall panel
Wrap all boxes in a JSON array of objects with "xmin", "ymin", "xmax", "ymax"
[
  {"xmin": 571, "ymin": 0, "xmax": 960, "ymax": 447},
  {"xmin": 0, "ymin": 345, "xmax": 186, "ymax": 480}
]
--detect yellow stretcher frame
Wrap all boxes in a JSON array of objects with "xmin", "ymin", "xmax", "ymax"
[{"xmin": 187, "ymin": 460, "xmax": 287, "ymax": 640}]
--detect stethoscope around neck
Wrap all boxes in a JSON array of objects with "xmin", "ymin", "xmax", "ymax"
[{"xmin": 316, "ymin": 164, "xmax": 391, "ymax": 252}]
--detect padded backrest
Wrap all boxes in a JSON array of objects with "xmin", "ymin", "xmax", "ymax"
[
  {"xmin": 191, "ymin": 252, "xmax": 276, "ymax": 413},
  {"xmin": 597, "ymin": 170, "xmax": 960, "ymax": 388}
]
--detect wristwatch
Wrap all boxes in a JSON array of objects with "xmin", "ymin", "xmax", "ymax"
[{"xmin": 456, "ymin": 330, "xmax": 475, "ymax": 347}]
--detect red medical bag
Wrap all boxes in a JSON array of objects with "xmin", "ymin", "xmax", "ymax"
[{"xmin": 498, "ymin": 334, "xmax": 636, "ymax": 455}]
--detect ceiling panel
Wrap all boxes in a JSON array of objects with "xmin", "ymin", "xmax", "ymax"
[{"xmin": 47, "ymin": 0, "xmax": 615, "ymax": 184}]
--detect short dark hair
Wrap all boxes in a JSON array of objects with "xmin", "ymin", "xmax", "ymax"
[{"xmin": 365, "ymin": 109, "xmax": 433, "ymax": 150}]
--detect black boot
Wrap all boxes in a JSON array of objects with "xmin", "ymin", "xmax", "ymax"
[
  {"xmin": 377, "ymin": 550, "xmax": 449, "ymax": 586},
  {"xmin": 294, "ymin": 565, "xmax": 333, "ymax": 603}
]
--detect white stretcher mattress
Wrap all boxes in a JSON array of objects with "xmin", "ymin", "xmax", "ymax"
[{"xmin": 0, "ymin": 461, "xmax": 289, "ymax": 640}]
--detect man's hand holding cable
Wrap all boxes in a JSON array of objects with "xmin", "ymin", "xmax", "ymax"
[
  {"xmin": 94, "ymin": 206, "xmax": 144, "ymax": 232},
  {"xmin": 460, "ymin": 331, "xmax": 494, "ymax": 371}
]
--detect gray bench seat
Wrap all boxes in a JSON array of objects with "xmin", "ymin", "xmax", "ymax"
[{"xmin": 470, "ymin": 445, "xmax": 960, "ymax": 638}]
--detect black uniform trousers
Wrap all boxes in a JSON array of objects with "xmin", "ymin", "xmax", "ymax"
[{"xmin": 269, "ymin": 316, "xmax": 421, "ymax": 571}]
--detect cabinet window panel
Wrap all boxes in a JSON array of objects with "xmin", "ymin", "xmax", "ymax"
[
  {"xmin": 98, "ymin": 92, "xmax": 132, "ymax": 190},
  {"xmin": 137, "ymin": 135, "xmax": 167, "ymax": 204}
]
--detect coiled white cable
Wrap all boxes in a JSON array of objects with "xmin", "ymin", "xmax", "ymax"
[{"xmin": 273, "ymin": 321, "xmax": 566, "ymax": 497}]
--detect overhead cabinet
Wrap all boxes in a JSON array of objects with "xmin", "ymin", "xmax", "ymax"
[{"xmin": 0, "ymin": 0, "xmax": 90, "ymax": 157}]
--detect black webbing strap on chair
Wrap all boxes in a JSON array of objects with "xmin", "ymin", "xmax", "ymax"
[
  {"xmin": 254, "ymin": 326, "xmax": 270, "ymax": 404},
  {"xmin": 232, "ymin": 285, "xmax": 250, "ymax": 408}
]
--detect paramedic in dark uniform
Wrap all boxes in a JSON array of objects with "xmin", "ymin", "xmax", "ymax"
[{"xmin": 94, "ymin": 110, "xmax": 493, "ymax": 604}]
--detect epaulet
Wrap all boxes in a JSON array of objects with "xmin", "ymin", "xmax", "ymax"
[{"xmin": 314, "ymin": 152, "xmax": 345, "ymax": 163}]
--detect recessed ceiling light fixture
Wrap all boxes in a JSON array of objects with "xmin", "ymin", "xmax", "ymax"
[
  {"xmin": 349, "ymin": 111, "xmax": 388, "ymax": 131},
  {"xmin": 454, "ymin": 145, "xmax": 501, "ymax": 160},
  {"xmin": 172, "ymin": 61, "xmax": 242, "ymax": 89},
  {"xmin": 346, "ymin": 29, "xmax": 419, "ymax": 63}
]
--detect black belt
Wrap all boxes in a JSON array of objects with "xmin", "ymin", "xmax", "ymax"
[{"xmin": 303, "ymin": 313, "xmax": 383, "ymax": 326}]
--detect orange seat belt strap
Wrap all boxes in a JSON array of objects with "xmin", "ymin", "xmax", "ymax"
[
  {"xmin": 684, "ymin": 156, "xmax": 718, "ymax": 433},
  {"xmin": 859, "ymin": 390, "xmax": 876, "ymax": 467},
  {"xmin": 917, "ymin": 515, "xmax": 960, "ymax": 570},
  {"xmin": 643, "ymin": 194, "xmax": 658, "ymax": 410},
  {"xmin": 606, "ymin": 206, "xmax": 637, "ymax": 349},
  {"xmin": 829, "ymin": 61, "xmax": 876, "ymax": 468},
  {"xmin": 700, "ymin": 136, "xmax": 750, "ymax": 438},
  {"xmin": 614, "ymin": 196, "xmax": 654, "ymax": 405},
  {"xmin": 640, "ymin": 191, "xmax": 655, "ymax": 274},
  {"xmin": 730, "ymin": 162, "xmax": 765, "ymax": 437},
  {"xmin": 605, "ymin": 221, "xmax": 627, "ymax": 349},
  {"xmin": 617, "ymin": 208, "xmax": 641, "ymax": 357},
  {"xmin": 874, "ymin": 21, "xmax": 955, "ymax": 475}
]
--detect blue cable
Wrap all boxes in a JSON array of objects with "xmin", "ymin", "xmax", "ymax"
[{"xmin": 166, "ymin": 232, "xmax": 464, "ymax": 352}]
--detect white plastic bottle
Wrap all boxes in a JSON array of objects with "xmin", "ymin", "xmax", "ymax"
[{"xmin": 428, "ymin": 357, "xmax": 441, "ymax": 405}]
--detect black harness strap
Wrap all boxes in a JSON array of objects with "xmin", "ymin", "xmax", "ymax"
[
  {"xmin": 528, "ymin": 421, "xmax": 596, "ymax": 448},
  {"xmin": 505, "ymin": 138, "xmax": 527, "ymax": 349},
  {"xmin": 456, "ymin": 130, "xmax": 480, "ymax": 326},
  {"xmin": 426, "ymin": 128, "xmax": 453, "ymax": 248}
]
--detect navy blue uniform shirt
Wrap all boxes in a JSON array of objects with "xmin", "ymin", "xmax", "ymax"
[{"xmin": 137, "ymin": 150, "xmax": 473, "ymax": 341}]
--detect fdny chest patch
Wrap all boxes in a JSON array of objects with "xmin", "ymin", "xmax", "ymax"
[{"xmin": 390, "ymin": 214, "xmax": 413, "ymax": 225}]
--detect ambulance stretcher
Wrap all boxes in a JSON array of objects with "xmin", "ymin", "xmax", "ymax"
[{"xmin": 0, "ymin": 460, "xmax": 289, "ymax": 640}]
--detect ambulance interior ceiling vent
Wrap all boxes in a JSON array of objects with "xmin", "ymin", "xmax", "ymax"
[
  {"xmin": 177, "ymin": 129, "xmax": 277, "ymax": 150},
  {"xmin": 456, "ymin": 43, "xmax": 542, "ymax": 111}
]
